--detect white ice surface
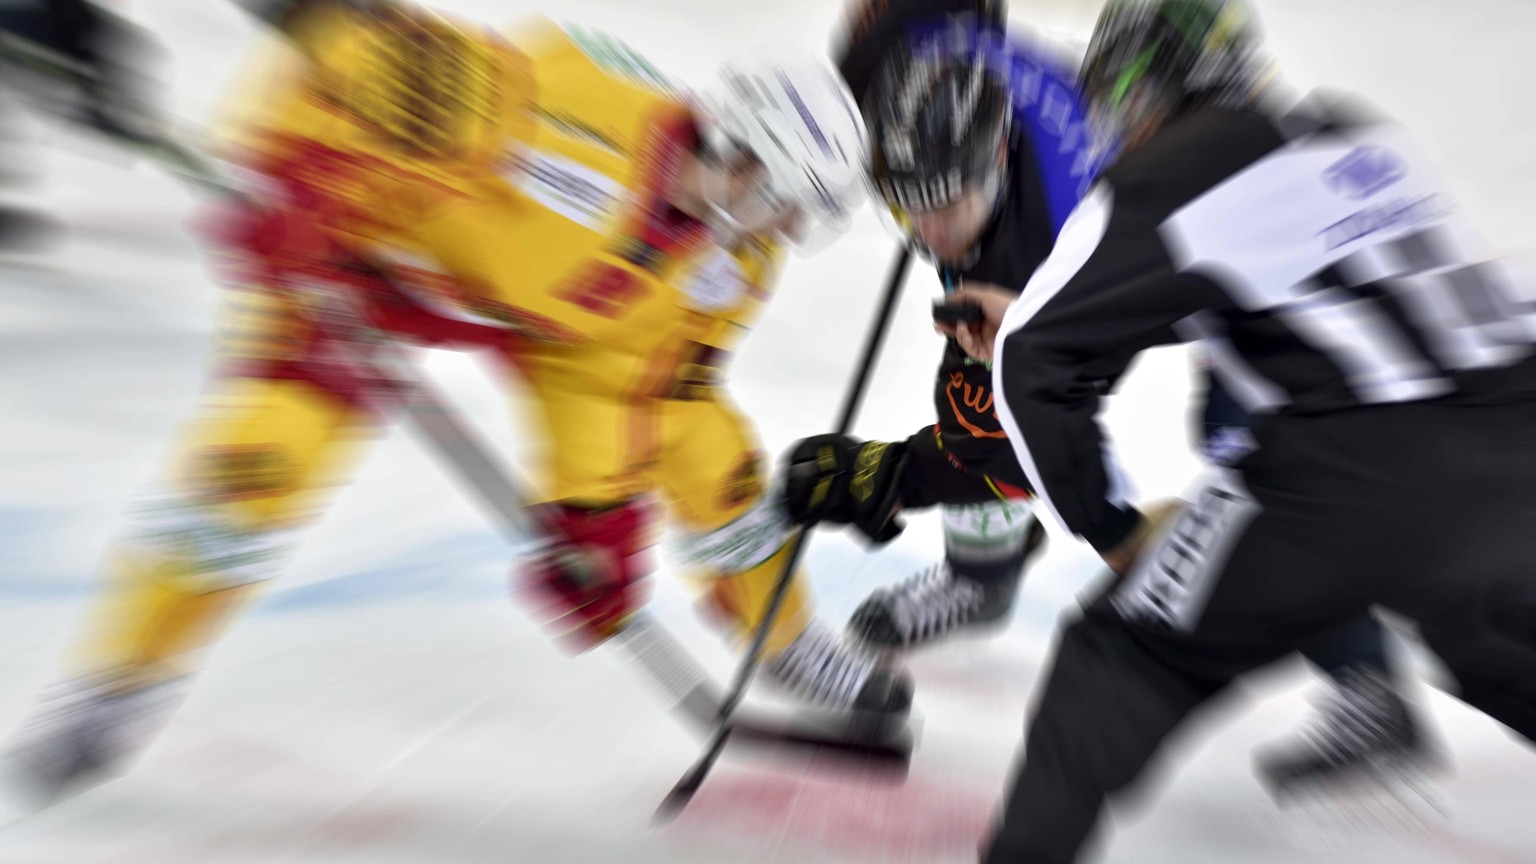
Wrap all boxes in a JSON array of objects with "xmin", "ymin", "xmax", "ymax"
[{"xmin": 2, "ymin": 1, "xmax": 1535, "ymax": 862}]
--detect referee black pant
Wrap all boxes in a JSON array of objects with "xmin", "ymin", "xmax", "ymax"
[{"xmin": 983, "ymin": 400, "xmax": 1536, "ymax": 863}]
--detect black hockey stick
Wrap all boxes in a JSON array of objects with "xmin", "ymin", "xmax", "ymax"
[
  {"xmin": 314, "ymin": 272, "xmax": 913, "ymax": 768},
  {"xmin": 0, "ymin": 32, "xmax": 232, "ymax": 198},
  {"xmin": 655, "ymin": 244, "xmax": 915, "ymax": 820}
]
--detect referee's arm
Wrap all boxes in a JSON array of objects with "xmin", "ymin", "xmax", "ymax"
[{"xmin": 988, "ymin": 188, "xmax": 1228, "ymax": 553}]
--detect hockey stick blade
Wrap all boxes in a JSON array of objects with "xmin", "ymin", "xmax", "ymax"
[
  {"xmin": 652, "ymin": 710, "xmax": 916, "ymax": 822},
  {"xmin": 618, "ymin": 619, "xmax": 913, "ymax": 770}
]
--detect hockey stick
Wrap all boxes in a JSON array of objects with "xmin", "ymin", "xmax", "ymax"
[
  {"xmin": 656, "ymin": 244, "xmax": 915, "ymax": 819},
  {"xmin": 316, "ymin": 269, "xmax": 913, "ymax": 767},
  {"xmin": 0, "ymin": 32, "xmax": 234, "ymax": 198}
]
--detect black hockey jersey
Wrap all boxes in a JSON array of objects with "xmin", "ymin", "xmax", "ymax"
[{"xmin": 994, "ymin": 96, "xmax": 1536, "ymax": 551}]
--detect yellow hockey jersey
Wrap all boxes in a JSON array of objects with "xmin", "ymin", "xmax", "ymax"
[{"xmin": 218, "ymin": 7, "xmax": 782, "ymax": 400}]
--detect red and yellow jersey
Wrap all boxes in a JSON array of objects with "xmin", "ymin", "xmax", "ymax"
[{"xmin": 215, "ymin": 9, "xmax": 783, "ymax": 399}]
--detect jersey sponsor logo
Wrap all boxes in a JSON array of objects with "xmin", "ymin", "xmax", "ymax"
[
  {"xmin": 1201, "ymin": 427, "xmax": 1257, "ymax": 467},
  {"xmin": 1318, "ymin": 194, "xmax": 1448, "ymax": 251},
  {"xmin": 506, "ymin": 149, "xmax": 625, "ymax": 231},
  {"xmin": 125, "ymin": 494, "xmax": 295, "ymax": 589},
  {"xmin": 941, "ymin": 499, "xmax": 1034, "ymax": 547},
  {"xmin": 1323, "ymin": 145, "xmax": 1406, "ymax": 200},
  {"xmin": 679, "ymin": 249, "xmax": 749, "ymax": 312}
]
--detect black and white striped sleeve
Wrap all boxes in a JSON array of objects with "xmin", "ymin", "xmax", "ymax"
[{"xmin": 991, "ymin": 184, "xmax": 1229, "ymax": 552}]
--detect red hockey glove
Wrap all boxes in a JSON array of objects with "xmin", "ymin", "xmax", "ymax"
[{"xmin": 514, "ymin": 501, "xmax": 656, "ymax": 653}]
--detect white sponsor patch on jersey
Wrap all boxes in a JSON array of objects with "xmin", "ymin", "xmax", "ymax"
[
  {"xmin": 504, "ymin": 148, "xmax": 625, "ymax": 231},
  {"xmin": 679, "ymin": 249, "xmax": 748, "ymax": 312}
]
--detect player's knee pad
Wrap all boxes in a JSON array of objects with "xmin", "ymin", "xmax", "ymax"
[
  {"xmin": 117, "ymin": 491, "xmax": 296, "ymax": 594},
  {"xmin": 672, "ymin": 489, "xmax": 792, "ymax": 576},
  {"xmin": 943, "ymin": 499, "xmax": 1035, "ymax": 566}
]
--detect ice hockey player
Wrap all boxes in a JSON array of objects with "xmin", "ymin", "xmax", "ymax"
[
  {"xmin": 802, "ymin": 0, "xmax": 1443, "ymax": 806},
  {"xmin": 931, "ymin": 1, "xmax": 1536, "ymax": 860},
  {"xmin": 0, "ymin": 0, "xmax": 909, "ymax": 811},
  {"xmin": 783, "ymin": 0, "xmax": 1086, "ymax": 654}
]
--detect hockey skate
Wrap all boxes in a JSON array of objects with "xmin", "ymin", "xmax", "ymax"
[
  {"xmin": 0, "ymin": 675, "xmax": 183, "ymax": 816},
  {"xmin": 1257, "ymin": 668, "xmax": 1447, "ymax": 848},
  {"xmin": 850, "ymin": 519, "xmax": 1045, "ymax": 649},
  {"xmin": 764, "ymin": 620, "xmax": 912, "ymax": 738}
]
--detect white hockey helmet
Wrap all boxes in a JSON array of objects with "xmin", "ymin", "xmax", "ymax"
[{"xmin": 698, "ymin": 55, "xmax": 868, "ymax": 252}]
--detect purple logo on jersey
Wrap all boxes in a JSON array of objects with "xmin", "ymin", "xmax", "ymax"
[
  {"xmin": 777, "ymin": 72, "xmax": 833, "ymax": 158},
  {"xmin": 1323, "ymin": 146, "xmax": 1406, "ymax": 200}
]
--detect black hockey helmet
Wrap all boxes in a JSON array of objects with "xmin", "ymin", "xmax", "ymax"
[
  {"xmin": 864, "ymin": 28, "xmax": 1012, "ymax": 243},
  {"xmin": 832, "ymin": 0, "xmax": 1007, "ymax": 110},
  {"xmin": 1079, "ymin": 0, "xmax": 1268, "ymax": 152}
]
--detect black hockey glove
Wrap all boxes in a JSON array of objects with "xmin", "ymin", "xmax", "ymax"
[{"xmin": 780, "ymin": 434, "xmax": 909, "ymax": 545}]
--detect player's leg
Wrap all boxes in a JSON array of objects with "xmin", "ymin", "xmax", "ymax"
[
  {"xmin": 656, "ymin": 396, "xmax": 911, "ymax": 719},
  {"xmin": 849, "ymin": 428, "xmax": 1046, "ymax": 648},
  {"xmin": 2, "ymin": 371, "xmax": 378, "ymax": 809},
  {"xmin": 506, "ymin": 353, "xmax": 657, "ymax": 651},
  {"xmin": 1256, "ymin": 616, "xmax": 1442, "ymax": 800},
  {"xmin": 983, "ymin": 462, "xmax": 1389, "ymax": 863},
  {"xmin": 1417, "ymin": 593, "xmax": 1536, "ymax": 743},
  {"xmin": 983, "ymin": 602, "xmax": 1238, "ymax": 864},
  {"xmin": 1197, "ymin": 368, "xmax": 1442, "ymax": 799},
  {"xmin": 1, "ymin": 287, "xmax": 387, "ymax": 809},
  {"xmin": 1391, "ymin": 401, "xmax": 1536, "ymax": 743}
]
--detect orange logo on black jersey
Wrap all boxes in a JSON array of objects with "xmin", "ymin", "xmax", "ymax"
[{"xmin": 946, "ymin": 371, "xmax": 1006, "ymax": 439}]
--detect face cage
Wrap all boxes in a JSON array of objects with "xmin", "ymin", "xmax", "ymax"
[
  {"xmin": 870, "ymin": 163, "xmax": 1004, "ymax": 265},
  {"xmin": 701, "ymin": 139, "xmax": 851, "ymax": 254}
]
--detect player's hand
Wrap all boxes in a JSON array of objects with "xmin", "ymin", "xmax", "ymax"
[
  {"xmin": 779, "ymin": 434, "xmax": 909, "ymax": 545},
  {"xmin": 937, "ymin": 282, "xmax": 1017, "ymax": 362},
  {"xmin": 520, "ymin": 544, "xmax": 635, "ymax": 649},
  {"xmin": 513, "ymin": 503, "xmax": 653, "ymax": 653},
  {"xmin": 1101, "ymin": 498, "xmax": 1185, "ymax": 575}
]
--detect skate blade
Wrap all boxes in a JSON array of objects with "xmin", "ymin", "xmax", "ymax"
[{"xmin": 1269, "ymin": 759, "xmax": 1447, "ymax": 851}]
